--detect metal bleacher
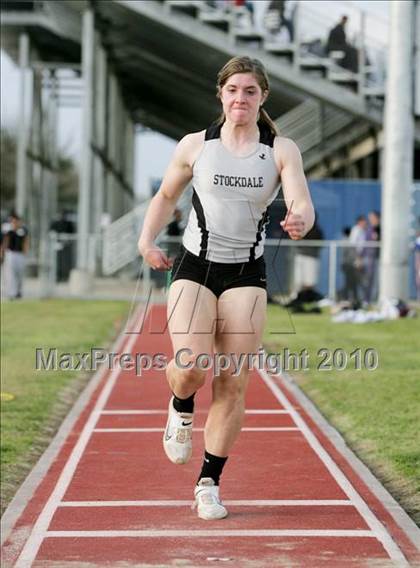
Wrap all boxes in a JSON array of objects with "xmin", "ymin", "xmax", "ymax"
[{"xmin": 165, "ymin": 0, "xmax": 386, "ymax": 100}]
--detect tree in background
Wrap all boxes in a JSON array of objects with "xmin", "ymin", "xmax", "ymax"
[
  {"xmin": 0, "ymin": 128, "xmax": 17, "ymax": 212},
  {"xmin": 57, "ymin": 154, "xmax": 79, "ymax": 209},
  {"xmin": 0, "ymin": 127, "xmax": 79, "ymax": 217}
]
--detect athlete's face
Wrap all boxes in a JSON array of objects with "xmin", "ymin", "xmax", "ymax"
[{"xmin": 220, "ymin": 73, "xmax": 267, "ymax": 125}]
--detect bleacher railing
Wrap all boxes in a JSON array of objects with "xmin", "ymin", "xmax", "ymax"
[
  {"xmin": 102, "ymin": 201, "xmax": 150, "ymax": 275},
  {"xmin": 42, "ymin": 234, "xmax": 419, "ymax": 301}
]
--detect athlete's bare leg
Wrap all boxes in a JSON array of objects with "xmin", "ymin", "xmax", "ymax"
[
  {"xmin": 163, "ymin": 279, "xmax": 217, "ymax": 464},
  {"xmin": 204, "ymin": 286, "xmax": 267, "ymax": 457},
  {"xmin": 166, "ymin": 279, "xmax": 217, "ymax": 397}
]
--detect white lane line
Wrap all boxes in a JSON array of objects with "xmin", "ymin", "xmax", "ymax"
[
  {"xmin": 92, "ymin": 427, "xmax": 299, "ymax": 433},
  {"xmin": 258, "ymin": 368, "xmax": 408, "ymax": 565},
  {"xmin": 14, "ymin": 306, "xmax": 146, "ymax": 568},
  {"xmin": 45, "ymin": 529, "xmax": 375, "ymax": 538},
  {"xmin": 59, "ymin": 500, "xmax": 353, "ymax": 507},
  {"xmin": 100, "ymin": 409, "xmax": 290, "ymax": 415}
]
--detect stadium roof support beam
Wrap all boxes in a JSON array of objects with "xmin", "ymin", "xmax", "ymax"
[
  {"xmin": 70, "ymin": 7, "xmax": 95, "ymax": 293},
  {"xmin": 379, "ymin": 0, "xmax": 415, "ymax": 302},
  {"xmin": 38, "ymin": 70, "xmax": 59, "ymax": 296},
  {"xmin": 92, "ymin": 36, "xmax": 107, "ymax": 270},
  {"xmin": 16, "ymin": 32, "xmax": 31, "ymax": 217},
  {"xmin": 106, "ymin": 72, "xmax": 121, "ymax": 221},
  {"xmin": 28, "ymin": 69, "xmax": 43, "ymax": 254}
]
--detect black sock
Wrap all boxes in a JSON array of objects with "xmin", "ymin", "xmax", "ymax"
[
  {"xmin": 172, "ymin": 392, "xmax": 195, "ymax": 414},
  {"xmin": 197, "ymin": 450, "xmax": 228, "ymax": 486}
]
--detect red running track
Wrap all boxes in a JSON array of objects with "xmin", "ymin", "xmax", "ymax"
[{"xmin": 1, "ymin": 304, "xmax": 419, "ymax": 567}]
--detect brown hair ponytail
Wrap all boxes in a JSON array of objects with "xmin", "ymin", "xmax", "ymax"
[{"xmin": 259, "ymin": 106, "xmax": 279, "ymax": 137}]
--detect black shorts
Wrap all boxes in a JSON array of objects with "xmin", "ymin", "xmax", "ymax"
[{"xmin": 170, "ymin": 245, "xmax": 267, "ymax": 298}]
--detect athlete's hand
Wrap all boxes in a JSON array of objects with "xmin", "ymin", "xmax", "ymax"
[
  {"xmin": 139, "ymin": 243, "xmax": 173, "ymax": 271},
  {"xmin": 280, "ymin": 213, "xmax": 306, "ymax": 240}
]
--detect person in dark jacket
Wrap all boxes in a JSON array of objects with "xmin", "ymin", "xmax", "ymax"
[
  {"xmin": 326, "ymin": 15, "xmax": 348, "ymax": 53},
  {"xmin": 1, "ymin": 211, "xmax": 29, "ymax": 299},
  {"xmin": 340, "ymin": 226, "xmax": 359, "ymax": 302},
  {"xmin": 50, "ymin": 210, "xmax": 76, "ymax": 282},
  {"xmin": 326, "ymin": 16, "xmax": 360, "ymax": 73}
]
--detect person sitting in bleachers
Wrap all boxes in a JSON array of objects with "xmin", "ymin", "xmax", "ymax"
[{"xmin": 326, "ymin": 15, "xmax": 359, "ymax": 73}]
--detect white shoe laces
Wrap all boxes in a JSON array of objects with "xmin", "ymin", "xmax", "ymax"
[
  {"xmin": 167, "ymin": 404, "xmax": 193, "ymax": 444},
  {"xmin": 199, "ymin": 491, "xmax": 220, "ymax": 506},
  {"xmin": 193, "ymin": 485, "xmax": 222, "ymax": 510},
  {"xmin": 175, "ymin": 428, "xmax": 192, "ymax": 443}
]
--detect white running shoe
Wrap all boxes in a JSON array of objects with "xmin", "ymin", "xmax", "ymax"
[
  {"xmin": 163, "ymin": 396, "xmax": 193, "ymax": 464},
  {"xmin": 193, "ymin": 478, "xmax": 228, "ymax": 520}
]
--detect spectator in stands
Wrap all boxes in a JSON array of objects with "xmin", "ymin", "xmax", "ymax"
[
  {"xmin": 233, "ymin": 0, "xmax": 254, "ymax": 28},
  {"xmin": 264, "ymin": 0, "xmax": 294, "ymax": 42},
  {"xmin": 326, "ymin": 15, "xmax": 348, "ymax": 54},
  {"xmin": 1, "ymin": 211, "xmax": 29, "ymax": 299},
  {"xmin": 244, "ymin": 0, "xmax": 254, "ymax": 23},
  {"xmin": 349, "ymin": 214, "xmax": 367, "ymax": 304},
  {"xmin": 326, "ymin": 15, "xmax": 359, "ymax": 73},
  {"xmin": 363, "ymin": 210, "xmax": 380, "ymax": 304}
]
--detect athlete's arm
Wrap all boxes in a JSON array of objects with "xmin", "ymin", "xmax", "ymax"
[
  {"xmin": 274, "ymin": 137, "xmax": 315, "ymax": 240},
  {"xmin": 138, "ymin": 131, "xmax": 204, "ymax": 270}
]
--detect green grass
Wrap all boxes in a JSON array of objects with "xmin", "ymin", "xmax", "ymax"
[
  {"xmin": 263, "ymin": 307, "xmax": 420, "ymax": 525},
  {"xmin": 0, "ymin": 299, "xmax": 130, "ymax": 514}
]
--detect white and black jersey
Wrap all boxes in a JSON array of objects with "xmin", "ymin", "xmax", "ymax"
[{"xmin": 182, "ymin": 121, "xmax": 280, "ymax": 263}]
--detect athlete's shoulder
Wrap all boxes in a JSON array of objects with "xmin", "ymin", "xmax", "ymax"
[
  {"xmin": 274, "ymin": 136, "xmax": 301, "ymax": 153},
  {"xmin": 178, "ymin": 130, "xmax": 206, "ymax": 149},
  {"xmin": 173, "ymin": 130, "xmax": 205, "ymax": 167},
  {"xmin": 273, "ymin": 136, "xmax": 302, "ymax": 169}
]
